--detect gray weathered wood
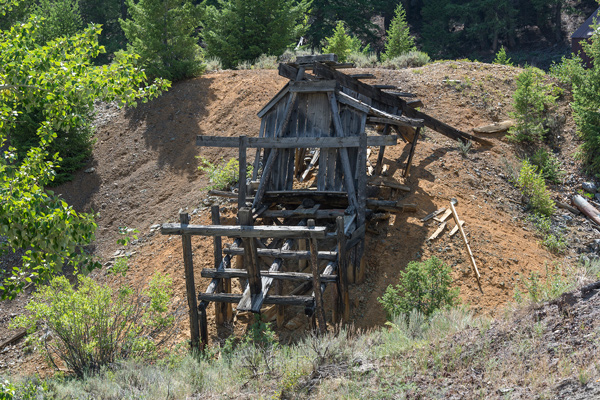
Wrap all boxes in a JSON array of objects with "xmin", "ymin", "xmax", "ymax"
[
  {"xmin": 199, "ymin": 293, "xmax": 315, "ymax": 307},
  {"xmin": 199, "ymin": 308, "xmax": 208, "ymax": 352},
  {"xmin": 349, "ymin": 73, "xmax": 376, "ymax": 79},
  {"xmin": 257, "ymin": 83, "xmax": 290, "ymax": 118},
  {"xmin": 238, "ymin": 136, "xmax": 248, "ymax": 210},
  {"xmin": 289, "ymin": 80, "xmax": 338, "ymax": 92},
  {"xmin": 201, "ymin": 268, "xmax": 338, "ymax": 283},
  {"xmin": 308, "ymin": 219, "xmax": 327, "ymax": 334},
  {"xmin": 261, "ymin": 208, "xmax": 345, "ymax": 219},
  {"xmin": 223, "ymin": 246, "xmax": 337, "ymax": 261},
  {"xmin": 373, "ymin": 85, "xmax": 397, "ymax": 89},
  {"xmin": 161, "ymin": 223, "xmax": 327, "ymax": 239},
  {"xmin": 387, "ymin": 91, "xmax": 417, "ymax": 98},
  {"xmin": 300, "ymin": 149, "xmax": 320, "ymax": 182},
  {"xmin": 197, "ymin": 134, "xmax": 399, "ymax": 149},
  {"xmin": 407, "ymin": 99, "xmax": 424, "ymax": 108},
  {"xmin": 180, "ymin": 213, "xmax": 200, "ymax": 351},
  {"xmin": 296, "ymin": 54, "xmax": 338, "ymax": 64},
  {"xmin": 336, "ymin": 217, "xmax": 350, "ymax": 322},
  {"xmin": 337, "ymin": 91, "xmax": 424, "ymax": 127},
  {"xmin": 404, "ymin": 126, "xmax": 421, "ymax": 177},
  {"xmin": 239, "ymin": 208, "xmax": 262, "ymax": 299},
  {"xmin": 374, "ymin": 124, "xmax": 390, "ymax": 175}
]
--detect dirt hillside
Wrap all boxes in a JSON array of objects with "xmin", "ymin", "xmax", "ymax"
[{"xmin": 2, "ymin": 62, "xmax": 598, "ymax": 374}]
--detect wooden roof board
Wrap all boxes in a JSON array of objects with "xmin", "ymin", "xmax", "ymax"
[{"xmin": 572, "ymin": 7, "xmax": 600, "ymax": 39}]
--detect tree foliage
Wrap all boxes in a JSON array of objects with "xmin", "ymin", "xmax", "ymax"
[
  {"xmin": 382, "ymin": 2, "xmax": 414, "ymax": 61},
  {"xmin": 31, "ymin": 0, "xmax": 83, "ymax": 43},
  {"xmin": 203, "ymin": 0, "xmax": 310, "ymax": 69},
  {"xmin": 321, "ymin": 21, "xmax": 354, "ymax": 63},
  {"xmin": 120, "ymin": 0, "xmax": 204, "ymax": 81},
  {"xmin": 0, "ymin": 4, "xmax": 169, "ymax": 298}
]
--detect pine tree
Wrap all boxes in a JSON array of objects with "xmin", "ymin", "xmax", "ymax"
[
  {"xmin": 493, "ymin": 46, "xmax": 513, "ymax": 66},
  {"xmin": 32, "ymin": 0, "xmax": 83, "ymax": 43},
  {"xmin": 120, "ymin": 0, "xmax": 203, "ymax": 81},
  {"xmin": 203, "ymin": 0, "xmax": 310, "ymax": 69},
  {"xmin": 382, "ymin": 2, "xmax": 414, "ymax": 61},
  {"xmin": 322, "ymin": 21, "xmax": 354, "ymax": 62}
]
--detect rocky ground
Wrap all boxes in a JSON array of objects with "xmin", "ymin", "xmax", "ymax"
[{"xmin": 1, "ymin": 62, "xmax": 600, "ymax": 387}]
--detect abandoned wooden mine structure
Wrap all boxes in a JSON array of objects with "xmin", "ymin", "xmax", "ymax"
[{"xmin": 161, "ymin": 54, "xmax": 482, "ymax": 350}]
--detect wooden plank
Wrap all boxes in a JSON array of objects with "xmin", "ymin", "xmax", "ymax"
[
  {"xmin": 449, "ymin": 220, "xmax": 465, "ymax": 237},
  {"xmin": 433, "ymin": 208, "xmax": 452, "ymax": 223},
  {"xmin": 300, "ymin": 149, "xmax": 319, "ymax": 182},
  {"xmin": 428, "ymin": 222, "xmax": 447, "ymax": 241},
  {"xmin": 223, "ymin": 246, "xmax": 337, "ymax": 261},
  {"xmin": 337, "ymin": 91, "xmax": 424, "ymax": 128},
  {"xmin": 0, "ymin": 329, "xmax": 26, "ymax": 350},
  {"xmin": 387, "ymin": 91, "xmax": 417, "ymax": 98},
  {"xmin": 211, "ymin": 206, "xmax": 229, "ymax": 325},
  {"xmin": 373, "ymin": 84, "xmax": 397, "ymax": 89},
  {"xmin": 180, "ymin": 213, "xmax": 200, "ymax": 351},
  {"xmin": 239, "ymin": 208, "xmax": 262, "ymax": 302},
  {"xmin": 161, "ymin": 223, "xmax": 327, "ymax": 239},
  {"xmin": 349, "ymin": 73, "xmax": 376, "ymax": 79},
  {"xmin": 201, "ymin": 268, "xmax": 338, "ymax": 283},
  {"xmin": 196, "ymin": 135, "xmax": 400, "ymax": 148},
  {"xmin": 289, "ymin": 80, "xmax": 338, "ymax": 92},
  {"xmin": 450, "ymin": 201, "xmax": 481, "ymax": 284},
  {"xmin": 238, "ymin": 136, "xmax": 248, "ymax": 210},
  {"xmin": 374, "ymin": 124, "xmax": 390, "ymax": 175},
  {"xmin": 296, "ymin": 54, "xmax": 338, "ymax": 64},
  {"xmin": 261, "ymin": 208, "xmax": 345, "ymax": 219},
  {"xmin": 345, "ymin": 223, "xmax": 366, "ymax": 250},
  {"xmin": 403, "ymin": 126, "xmax": 421, "ymax": 177},
  {"xmin": 336, "ymin": 217, "xmax": 350, "ymax": 322},
  {"xmin": 368, "ymin": 176, "xmax": 411, "ymax": 192},
  {"xmin": 308, "ymin": 220, "xmax": 327, "ymax": 334},
  {"xmin": 310, "ymin": 62, "xmax": 491, "ymax": 145},
  {"xmin": 368, "ymin": 116, "xmax": 419, "ymax": 129},
  {"xmin": 199, "ymin": 308, "xmax": 208, "ymax": 352},
  {"xmin": 421, "ymin": 207, "xmax": 446, "ymax": 222},
  {"xmin": 257, "ymin": 83, "xmax": 290, "ymax": 118},
  {"xmin": 407, "ymin": 99, "xmax": 424, "ymax": 108},
  {"xmin": 199, "ymin": 293, "xmax": 315, "ymax": 307}
]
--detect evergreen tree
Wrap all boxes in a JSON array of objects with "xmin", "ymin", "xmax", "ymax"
[
  {"xmin": 79, "ymin": 0, "xmax": 126, "ymax": 64},
  {"xmin": 32, "ymin": 0, "xmax": 83, "ymax": 43},
  {"xmin": 382, "ymin": 2, "xmax": 414, "ymax": 61},
  {"xmin": 322, "ymin": 21, "xmax": 353, "ymax": 62},
  {"xmin": 203, "ymin": 0, "xmax": 310, "ymax": 69},
  {"xmin": 120, "ymin": 0, "xmax": 204, "ymax": 81}
]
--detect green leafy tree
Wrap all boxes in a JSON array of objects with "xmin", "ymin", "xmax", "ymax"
[
  {"xmin": 0, "ymin": 4, "xmax": 168, "ymax": 298},
  {"xmin": 572, "ymin": 15, "xmax": 600, "ymax": 176},
  {"xmin": 120, "ymin": 0, "xmax": 204, "ymax": 81},
  {"xmin": 382, "ymin": 2, "xmax": 414, "ymax": 61},
  {"xmin": 31, "ymin": 0, "xmax": 83, "ymax": 43},
  {"xmin": 378, "ymin": 257, "xmax": 459, "ymax": 319},
  {"xmin": 322, "ymin": 21, "xmax": 355, "ymax": 63},
  {"xmin": 203, "ymin": 0, "xmax": 310, "ymax": 69}
]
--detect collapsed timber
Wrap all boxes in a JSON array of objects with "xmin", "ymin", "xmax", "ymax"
[{"xmin": 161, "ymin": 54, "xmax": 485, "ymax": 351}]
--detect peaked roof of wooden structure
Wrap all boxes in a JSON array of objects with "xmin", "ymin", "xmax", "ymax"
[{"xmin": 572, "ymin": 7, "xmax": 600, "ymax": 39}]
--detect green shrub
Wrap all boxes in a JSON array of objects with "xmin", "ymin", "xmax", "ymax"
[
  {"xmin": 516, "ymin": 159, "xmax": 556, "ymax": 216},
  {"xmin": 528, "ymin": 214, "xmax": 567, "ymax": 254},
  {"xmin": 12, "ymin": 273, "xmax": 177, "ymax": 378},
  {"xmin": 204, "ymin": 56, "xmax": 222, "ymax": 71},
  {"xmin": 322, "ymin": 21, "xmax": 357, "ymax": 63},
  {"xmin": 549, "ymin": 54, "xmax": 585, "ymax": 88},
  {"xmin": 381, "ymin": 51, "xmax": 430, "ymax": 69},
  {"xmin": 492, "ymin": 46, "xmax": 513, "ymax": 66},
  {"xmin": 529, "ymin": 148, "xmax": 564, "ymax": 184},
  {"xmin": 347, "ymin": 52, "xmax": 378, "ymax": 68},
  {"xmin": 198, "ymin": 157, "xmax": 252, "ymax": 191},
  {"xmin": 514, "ymin": 264, "xmax": 573, "ymax": 303},
  {"xmin": 378, "ymin": 257, "xmax": 459, "ymax": 320},
  {"xmin": 508, "ymin": 67, "xmax": 557, "ymax": 142},
  {"xmin": 252, "ymin": 54, "xmax": 278, "ymax": 70}
]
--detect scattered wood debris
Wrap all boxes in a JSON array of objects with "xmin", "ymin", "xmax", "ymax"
[
  {"xmin": 450, "ymin": 199, "xmax": 481, "ymax": 287},
  {"xmin": 421, "ymin": 207, "xmax": 446, "ymax": 222},
  {"xmin": 428, "ymin": 222, "xmax": 447, "ymax": 241},
  {"xmin": 473, "ymin": 120, "xmax": 513, "ymax": 134},
  {"xmin": 572, "ymin": 194, "xmax": 600, "ymax": 226},
  {"xmin": 433, "ymin": 208, "xmax": 452, "ymax": 223}
]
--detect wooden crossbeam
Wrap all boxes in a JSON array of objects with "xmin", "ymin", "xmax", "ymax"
[
  {"xmin": 289, "ymin": 80, "xmax": 338, "ymax": 93},
  {"xmin": 223, "ymin": 246, "xmax": 337, "ymax": 261},
  {"xmin": 201, "ymin": 268, "xmax": 338, "ymax": 283},
  {"xmin": 161, "ymin": 223, "xmax": 327, "ymax": 239},
  {"xmin": 349, "ymin": 73, "xmax": 376, "ymax": 79},
  {"xmin": 337, "ymin": 91, "xmax": 424, "ymax": 128},
  {"xmin": 196, "ymin": 135, "xmax": 399, "ymax": 148},
  {"xmin": 199, "ymin": 293, "xmax": 315, "ymax": 307},
  {"xmin": 261, "ymin": 209, "xmax": 345, "ymax": 219}
]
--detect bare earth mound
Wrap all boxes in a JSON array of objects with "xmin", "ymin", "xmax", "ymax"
[{"xmin": 2, "ymin": 62, "xmax": 597, "ymax": 375}]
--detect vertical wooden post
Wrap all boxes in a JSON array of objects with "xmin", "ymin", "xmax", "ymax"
[
  {"xmin": 336, "ymin": 217, "xmax": 350, "ymax": 322},
  {"xmin": 308, "ymin": 219, "xmax": 327, "ymax": 334},
  {"xmin": 404, "ymin": 126, "xmax": 421, "ymax": 178},
  {"xmin": 374, "ymin": 124, "xmax": 390, "ymax": 175},
  {"xmin": 238, "ymin": 136, "xmax": 248, "ymax": 210},
  {"xmin": 199, "ymin": 306, "xmax": 209, "ymax": 352},
  {"xmin": 275, "ymin": 279, "xmax": 285, "ymax": 328},
  {"xmin": 239, "ymin": 208, "xmax": 262, "ymax": 296},
  {"xmin": 355, "ymin": 126, "xmax": 368, "ymax": 284},
  {"xmin": 180, "ymin": 212, "xmax": 200, "ymax": 351},
  {"xmin": 212, "ymin": 206, "xmax": 231, "ymax": 324},
  {"xmin": 298, "ymin": 239, "xmax": 308, "ymax": 271}
]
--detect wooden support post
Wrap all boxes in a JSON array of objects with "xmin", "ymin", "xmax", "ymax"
[
  {"xmin": 404, "ymin": 126, "xmax": 421, "ymax": 178},
  {"xmin": 238, "ymin": 136, "xmax": 248, "ymax": 210},
  {"xmin": 308, "ymin": 219, "xmax": 327, "ymax": 334},
  {"xmin": 449, "ymin": 201, "xmax": 481, "ymax": 287},
  {"xmin": 199, "ymin": 307, "xmax": 208, "ymax": 352},
  {"xmin": 275, "ymin": 278, "xmax": 285, "ymax": 328},
  {"xmin": 239, "ymin": 208, "xmax": 262, "ymax": 296},
  {"xmin": 374, "ymin": 124, "xmax": 390, "ymax": 176},
  {"xmin": 212, "ymin": 206, "xmax": 231, "ymax": 324},
  {"xmin": 180, "ymin": 212, "xmax": 200, "ymax": 351},
  {"xmin": 336, "ymin": 217, "xmax": 350, "ymax": 322}
]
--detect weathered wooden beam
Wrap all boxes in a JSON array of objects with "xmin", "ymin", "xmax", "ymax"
[
  {"xmin": 404, "ymin": 126, "xmax": 421, "ymax": 177},
  {"xmin": 387, "ymin": 91, "xmax": 417, "ymax": 98},
  {"xmin": 196, "ymin": 135, "xmax": 399, "ymax": 149},
  {"xmin": 199, "ymin": 293, "xmax": 315, "ymax": 307},
  {"xmin": 421, "ymin": 207, "xmax": 446, "ymax": 222},
  {"xmin": 374, "ymin": 124, "xmax": 390, "ymax": 176},
  {"xmin": 223, "ymin": 246, "xmax": 337, "ymax": 261},
  {"xmin": 336, "ymin": 217, "xmax": 350, "ymax": 322},
  {"xmin": 573, "ymin": 194, "xmax": 600, "ymax": 225},
  {"xmin": 337, "ymin": 91, "xmax": 425, "ymax": 128},
  {"xmin": 296, "ymin": 54, "xmax": 338, "ymax": 65},
  {"xmin": 161, "ymin": 223, "xmax": 327, "ymax": 239},
  {"xmin": 308, "ymin": 219, "xmax": 327, "ymax": 334},
  {"xmin": 311, "ymin": 62, "xmax": 491, "ymax": 145},
  {"xmin": 349, "ymin": 73, "xmax": 376, "ymax": 79},
  {"xmin": 179, "ymin": 213, "xmax": 200, "ymax": 351},
  {"xmin": 257, "ymin": 83, "xmax": 290, "ymax": 118},
  {"xmin": 211, "ymin": 206, "xmax": 229, "ymax": 325},
  {"xmin": 289, "ymin": 80, "xmax": 338, "ymax": 93},
  {"xmin": 261, "ymin": 209, "xmax": 346, "ymax": 219},
  {"xmin": 239, "ymin": 208, "xmax": 262, "ymax": 304},
  {"xmin": 368, "ymin": 176, "xmax": 411, "ymax": 192},
  {"xmin": 238, "ymin": 136, "xmax": 248, "ymax": 210},
  {"xmin": 373, "ymin": 84, "xmax": 397, "ymax": 89},
  {"xmin": 201, "ymin": 268, "xmax": 338, "ymax": 283},
  {"xmin": 450, "ymin": 201, "xmax": 481, "ymax": 285},
  {"xmin": 407, "ymin": 99, "xmax": 424, "ymax": 108}
]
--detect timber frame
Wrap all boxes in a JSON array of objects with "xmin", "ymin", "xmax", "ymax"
[{"xmin": 162, "ymin": 54, "xmax": 482, "ymax": 350}]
